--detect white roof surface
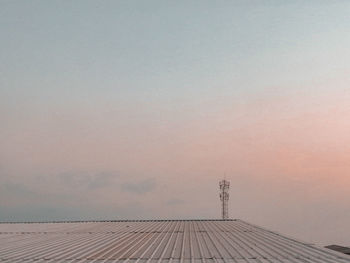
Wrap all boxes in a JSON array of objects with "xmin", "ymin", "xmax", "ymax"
[{"xmin": 0, "ymin": 219, "xmax": 349, "ymax": 263}]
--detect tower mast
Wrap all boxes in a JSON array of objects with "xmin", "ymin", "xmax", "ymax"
[{"xmin": 219, "ymin": 179, "xmax": 230, "ymax": 219}]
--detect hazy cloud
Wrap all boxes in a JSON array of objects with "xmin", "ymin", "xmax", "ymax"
[
  {"xmin": 166, "ymin": 198, "xmax": 185, "ymax": 206},
  {"xmin": 56, "ymin": 171, "xmax": 119, "ymax": 190},
  {"xmin": 0, "ymin": 170, "xmax": 159, "ymax": 221},
  {"xmin": 87, "ymin": 172, "xmax": 118, "ymax": 189},
  {"xmin": 0, "ymin": 171, "xmax": 161, "ymax": 222},
  {"xmin": 121, "ymin": 178, "xmax": 157, "ymax": 195},
  {"xmin": 0, "ymin": 182, "xmax": 41, "ymax": 202}
]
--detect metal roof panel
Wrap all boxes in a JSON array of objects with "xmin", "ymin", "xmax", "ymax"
[{"xmin": 0, "ymin": 219, "xmax": 349, "ymax": 262}]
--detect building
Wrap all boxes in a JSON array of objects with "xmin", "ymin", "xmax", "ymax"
[{"xmin": 1, "ymin": 219, "xmax": 350, "ymax": 262}]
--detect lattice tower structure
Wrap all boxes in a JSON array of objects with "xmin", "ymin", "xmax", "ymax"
[{"xmin": 219, "ymin": 179, "xmax": 230, "ymax": 219}]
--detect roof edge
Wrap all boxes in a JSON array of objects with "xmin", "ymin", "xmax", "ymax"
[
  {"xmin": 0, "ymin": 218, "xmax": 237, "ymax": 224},
  {"xmin": 238, "ymin": 219, "xmax": 350, "ymax": 261}
]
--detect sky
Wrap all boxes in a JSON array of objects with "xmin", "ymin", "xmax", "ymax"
[{"xmin": 1, "ymin": 1, "xmax": 350, "ymax": 246}]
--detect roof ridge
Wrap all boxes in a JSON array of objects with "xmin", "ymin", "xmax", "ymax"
[{"xmin": 0, "ymin": 219, "xmax": 237, "ymax": 224}]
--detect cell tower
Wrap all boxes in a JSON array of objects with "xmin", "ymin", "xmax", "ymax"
[{"xmin": 219, "ymin": 179, "xmax": 230, "ymax": 219}]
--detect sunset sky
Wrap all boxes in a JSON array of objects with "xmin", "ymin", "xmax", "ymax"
[{"xmin": 1, "ymin": 1, "xmax": 350, "ymax": 246}]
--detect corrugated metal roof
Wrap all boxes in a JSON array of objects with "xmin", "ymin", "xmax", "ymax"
[{"xmin": 1, "ymin": 219, "xmax": 350, "ymax": 263}]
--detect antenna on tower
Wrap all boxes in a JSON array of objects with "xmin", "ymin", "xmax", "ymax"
[{"xmin": 219, "ymin": 179, "xmax": 230, "ymax": 219}]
